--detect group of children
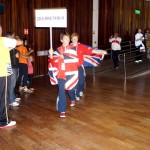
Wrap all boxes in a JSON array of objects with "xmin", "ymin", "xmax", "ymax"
[
  {"xmin": 49, "ymin": 32, "xmax": 107, "ymax": 118},
  {"xmin": 0, "ymin": 28, "xmax": 106, "ymax": 128}
]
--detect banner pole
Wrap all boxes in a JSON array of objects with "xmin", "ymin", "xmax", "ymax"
[{"xmin": 50, "ymin": 27, "xmax": 52, "ymax": 49}]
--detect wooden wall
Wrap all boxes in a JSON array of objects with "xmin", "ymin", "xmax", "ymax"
[
  {"xmin": 0, "ymin": 0, "xmax": 150, "ymax": 76},
  {"xmin": 0, "ymin": 0, "xmax": 93, "ymax": 76},
  {"xmin": 98, "ymin": 0, "xmax": 150, "ymax": 45}
]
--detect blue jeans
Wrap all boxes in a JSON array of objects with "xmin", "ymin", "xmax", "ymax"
[{"xmin": 9, "ymin": 68, "xmax": 18, "ymax": 104}]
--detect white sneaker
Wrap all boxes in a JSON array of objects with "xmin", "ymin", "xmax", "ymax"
[
  {"xmin": 0, "ymin": 121, "xmax": 16, "ymax": 129},
  {"xmin": 59, "ymin": 112, "xmax": 66, "ymax": 118},
  {"xmin": 24, "ymin": 88, "xmax": 33, "ymax": 93},
  {"xmin": 76, "ymin": 97, "xmax": 80, "ymax": 101},
  {"xmin": 70, "ymin": 101, "xmax": 75, "ymax": 107},
  {"xmin": 19, "ymin": 87, "xmax": 24, "ymax": 92},
  {"xmin": 139, "ymin": 60, "xmax": 142, "ymax": 62},
  {"xmin": 15, "ymin": 98, "xmax": 21, "ymax": 102},
  {"xmin": 79, "ymin": 91, "xmax": 84, "ymax": 97},
  {"xmin": 135, "ymin": 60, "xmax": 139, "ymax": 63},
  {"xmin": 9, "ymin": 102, "xmax": 19, "ymax": 107}
]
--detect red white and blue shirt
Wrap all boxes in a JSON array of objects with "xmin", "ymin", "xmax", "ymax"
[{"xmin": 48, "ymin": 45, "xmax": 78, "ymax": 90}]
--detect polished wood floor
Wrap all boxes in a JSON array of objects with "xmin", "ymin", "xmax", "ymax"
[{"xmin": 0, "ymin": 69, "xmax": 150, "ymax": 150}]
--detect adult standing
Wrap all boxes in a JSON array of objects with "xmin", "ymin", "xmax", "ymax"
[
  {"xmin": 109, "ymin": 33, "xmax": 122, "ymax": 69},
  {"xmin": 134, "ymin": 28, "xmax": 145, "ymax": 63},
  {"xmin": 0, "ymin": 25, "xmax": 22, "ymax": 128},
  {"xmin": 5, "ymin": 32, "xmax": 21, "ymax": 107}
]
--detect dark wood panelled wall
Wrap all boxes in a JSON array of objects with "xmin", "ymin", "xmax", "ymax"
[
  {"xmin": 0, "ymin": 0, "xmax": 150, "ymax": 76},
  {"xmin": 99, "ymin": 0, "xmax": 150, "ymax": 45},
  {"xmin": 0, "ymin": 0, "xmax": 93, "ymax": 76}
]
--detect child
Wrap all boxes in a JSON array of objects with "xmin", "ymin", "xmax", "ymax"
[
  {"xmin": 71, "ymin": 33, "xmax": 107, "ymax": 100},
  {"xmin": 27, "ymin": 54, "xmax": 34, "ymax": 91},
  {"xmin": 17, "ymin": 37, "xmax": 34, "ymax": 93},
  {"xmin": 49, "ymin": 32, "xmax": 78, "ymax": 118}
]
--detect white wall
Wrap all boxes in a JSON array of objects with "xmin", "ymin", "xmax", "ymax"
[{"xmin": 92, "ymin": 0, "xmax": 99, "ymax": 48}]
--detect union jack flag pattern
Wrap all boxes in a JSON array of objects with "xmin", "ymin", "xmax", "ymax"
[
  {"xmin": 83, "ymin": 46, "xmax": 105, "ymax": 67},
  {"xmin": 48, "ymin": 59, "xmax": 58, "ymax": 85},
  {"xmin": 48, "ymin": 46, "xmax": 79, "ymax": 90},
  {"xmin": 83, "ymin": 53, "xmax": 104, "ymax": 67}
]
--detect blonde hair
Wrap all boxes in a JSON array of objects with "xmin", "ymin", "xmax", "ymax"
[{"xmin": 71, "ymin": 33, "xmax": 79, "ymax": 39}]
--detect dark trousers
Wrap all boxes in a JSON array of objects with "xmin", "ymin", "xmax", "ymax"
[
  {"xmin": 76, "ymin": 66, "xmax": 85, "ymax": 97},
  {"xmin": 28, "ymin": 74, "xmax": 33, "ymax": 88},
  {"xmin": 112, "ymin": 50, "xmax": 119, "ymax": 68},
  {"xmin": 18, "ymin": 63, "xmax": 28, "ymax": 87},
  {"xmin": 56, "ymin": 79, "xmax": 75, "ymax": 112},
  {"xmin": 135, "ymin": 45, "xmax": 142, "ymax": 61},
  {"xmin": 0, "ymin": 76, "xmax": 11, "ymax": 126}
]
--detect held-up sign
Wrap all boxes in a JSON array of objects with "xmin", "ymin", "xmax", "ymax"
[{"xmin": 34, "ymin": 8, "xmax": 67, "ymax": 27}]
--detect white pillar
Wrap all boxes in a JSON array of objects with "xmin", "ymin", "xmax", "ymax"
[{"xmin": 92, "ymin": 0, "xmax": 99, "ymax": 48}]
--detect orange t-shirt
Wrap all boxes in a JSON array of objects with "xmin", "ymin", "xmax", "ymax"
[{"xmin": 17, "ymin": 45, "xmax": 28, "ymax": 64}]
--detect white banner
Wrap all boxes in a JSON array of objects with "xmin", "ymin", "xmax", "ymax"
[{"xmin": 34, "ymin": 8, "xmax": 67, "ymax": 27}]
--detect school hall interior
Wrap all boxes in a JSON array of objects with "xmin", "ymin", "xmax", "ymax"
[{"xmin": 0, "ymin": 0, "xmax": 150, "ymax": 149}]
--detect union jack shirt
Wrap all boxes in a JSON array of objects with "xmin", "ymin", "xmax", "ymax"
[{"xmin": 48, "ymin": 45, "xmax": 78, "ymax": 90}]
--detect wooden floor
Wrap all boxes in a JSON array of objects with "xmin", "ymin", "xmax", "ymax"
[{"xmin": 0, "ymin": 68, "xmax": 150, "ymax": 150}]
